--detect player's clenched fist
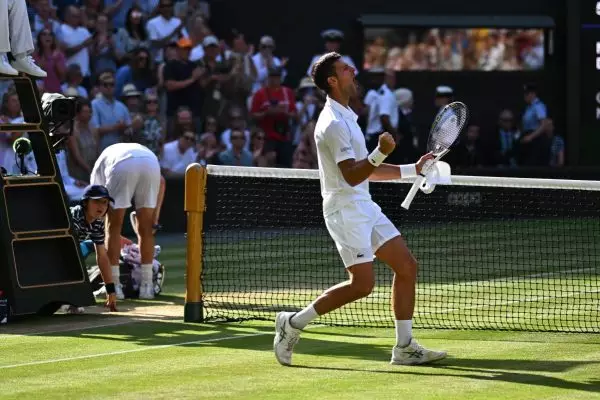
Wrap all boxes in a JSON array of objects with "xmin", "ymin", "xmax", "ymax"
[{"xmin": 378, "ymin": 132, "xmax": 396, "ymax": 155}]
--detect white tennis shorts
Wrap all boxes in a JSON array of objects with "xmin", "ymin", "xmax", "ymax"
[
  {"xmin": 324, "ymin": 200, "xmax": 400, "ymax": 268},
  {"xmin": 104, "ymin": 157, "xmax": 161, "ymax": 210}
]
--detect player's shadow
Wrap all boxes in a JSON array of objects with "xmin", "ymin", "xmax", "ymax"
[{"xmin": 291, "ymin": 363, "xmax": 600, "ymax": 393}]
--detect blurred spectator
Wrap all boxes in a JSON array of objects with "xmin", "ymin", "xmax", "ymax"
[
  {"xmin": 91, "ymin": 71, "xmax": 131, "ymax": 150},
  {"xmin": 292, "ymin": 121, "xmax": 317, "ymax": 169},
  {"xmin": 200, "ymin": 114, "xmax": 219, "ymax": 136},
  {"xmin": 546, "ymin": 118, "xmax": 565, "ymax": 167},
  {"xmin": 67, "ymin": 98, "xmax": 98, "ymax": 181},
  {"xmin": 121, "ymin": 83, "xmax": 142, "ymax": 112},
  {"xmin": 495, "ymin": 109, "xmax": 521, "ymax": 167},
  {"xmin": 293, "ymin": 77, "xmax": 322, "ymax": 148},
  {"xmin": 217, "ymin": 128, "xmax": 253, "ymax": 166},
  {"xmin": 59, "ymin": 6, "xmax": 94, "ymax": 86},
  {"xmin": 56, "ymin": 149, "xmax": 88, "ymax": 202},
  {"xmin": 160, "ymin": 130, "xmax": 197, "ymax": 176},
  {"xmin": 32, "ymin": 0, "xmax": 62, "ymax": 39},
  {"xmin": 364, "ymin": 68, "xmax": 399, "ymax": 153},
  {"xmin": 520, "ymin": 83, "xmax": 550, "ymax": 165},
  {"xmin": 196, "ymin": 131, "xmax": 220, "ymax": 164},
  {"xmin": 306, "ymin": 29, "xmax": 357, "ymax": 77},
  {"xmin": 61, "ymin": 64, "xmax": 89, "ymax": 98},
  {"xmin": 101, "ymin": 0, "xmax": 135, "ymax": 30},
  {"xmin": 252, "ymin": 35, "xmax": 286, "ymax": 94},
  {"xmin": 115, "ymin": 48, "xmax": 155, "ymax": 97},
  {"xmin": 434, "ymin": 85, "xmax": 453, "ymax": 110},
  {"xmin": 226, "ymin": 31, "xmax": 257, "ymax": 111},
  {"xmin": 0, "ymin": 91, "xmax": 23, "ymax": 171},
  {"xmin": 393, "ymin": 87, "xmax": 418, "ymax": 163},
  {"xmin": 522, "ymin": 30, "xmax": 544, "ymax": 70},
  {"xmin": 249, "ymin": 127, "xmax": 275, "ymax": 167},
  {"xmin": 449, "ymin": 124, "xmax": 487, "ymax": 167},
  {"xmin": 133, "ymin": 90, "xmax": 164, "ymax": 156},
  {"xmin": 220, "ymin": 106, "xmax": 250, "ymax": 151},
  {"xmin": 114, "ymin": 6, "xmax": 150, "ymax": 63},
  {"xmin": 197, "ymin": 35, "xmax": 232, "ymax": 124},
  {"xmin": 169, "ymin": 106, "xmax": 195, "ymax": 141},
  {"xmin": 188, "ymin": 12, "xmax": 211, "ymax": 61},
  {"xmin": 163, "ymin": 38, "xmax": 203, "ymax": 136},
  {"xmin": 250, "ymin": 66, "xmax": 297, "ymax": 167},
  {"xmin": 175, "ymin": 0, "xmax": 209, "ymax": 30},
  {"xmin": 1, "ymin": 90, "xmax": 24, "ymax": 123},
  {"xmin": 146, "ymin": 0, "xmax": 188, "ymax": 63},
  {"xmin": 91, "ymin": 13, "xmax": 117, "ymax": 75},
  {"xmin": 33, "ymin": 28, "xmax": 67, "ymax": 93}
]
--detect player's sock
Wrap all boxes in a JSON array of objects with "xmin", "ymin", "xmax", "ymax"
[
  {"xmin": 290, "ymin": 304, "xmax": 319, "ymax": 329},
  {"xmin": 111, "ymin": 265, "xmax": 120, "ymax": 285},
  {"xmin": 141, "ymin": 263, "xmax": 153, "ymax": 285},
  {"xmin": 395, "ymin": 320, "xmax": 413, "ymax": 347}
]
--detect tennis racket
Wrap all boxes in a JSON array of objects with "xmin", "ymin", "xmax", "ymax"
[{"xmin": 401, "ymin": 101, "xmax": 469, "ymax": 210}]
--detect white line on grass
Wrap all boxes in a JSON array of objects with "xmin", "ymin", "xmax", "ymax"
[{"xmin": 0, "ymin": 331, "xmax": 270, "ymax": 370}]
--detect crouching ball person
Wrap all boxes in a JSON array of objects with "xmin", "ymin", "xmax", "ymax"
[
  {"xmin": 90, "ymin": 143, "xmax": 161, "ymax": 299},
  {"xmin": 70, "ymin": 185, "xmax": 118, "ymax": 311}
]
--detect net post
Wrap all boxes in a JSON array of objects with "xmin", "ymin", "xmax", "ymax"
[{"xmin": 184, "ymin": 163, "xmax": 207, "ymax": 323}]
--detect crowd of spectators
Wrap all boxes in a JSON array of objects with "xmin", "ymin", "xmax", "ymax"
[{"xmin": 0, "ymin": 1, "xmax": 562, "ymax": 200}]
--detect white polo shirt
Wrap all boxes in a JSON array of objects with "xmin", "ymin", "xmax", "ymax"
[
  {"xmin": 365, "ymin": 84, "xmax": 398, "ymax": 136},
  {"xmin": 315, "ymin": 97, "xmax": 371, "ymax": 217}
]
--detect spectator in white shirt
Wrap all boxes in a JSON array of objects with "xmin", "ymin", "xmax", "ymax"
[
  {"xmin": 306, "ymin": 29, "xmax": 357, "ymax": 77},
  {"xmin": 251, "ymin": 35, "xmax": 286, "ymax": 93},
  {"xmin": 364, "ymin": 68, "xmax": 398, "ymax": 151},
  {"xmin": 220, "ymin": 106, "xmax": 250, "ymax": 151},
  {"xmin": 59, "ymin": 6, "xmax": 93, "ymax": 84},
  {"xmin": 146, "ymin": 0, "xmax": 189, "ymax": 63},
  {"xmin": 160, "ymin": 131, "xmax": 197, "ymax": 176}
]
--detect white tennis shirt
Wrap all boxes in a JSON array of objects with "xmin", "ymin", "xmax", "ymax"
[{"xmin": 315, "ymin": 97, "xmax": 372, "ymax": 217}]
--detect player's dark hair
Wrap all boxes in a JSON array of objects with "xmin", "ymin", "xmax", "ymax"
[{"xmin": 311, "ymin": 52, "xmax": 342, "ymax": 94}]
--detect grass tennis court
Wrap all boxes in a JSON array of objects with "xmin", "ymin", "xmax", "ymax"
[{"xmin": 1, "ymin": 235, "xmax": 599, "ymax": 399}]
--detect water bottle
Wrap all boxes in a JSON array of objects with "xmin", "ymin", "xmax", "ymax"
[{"xmin": 0, "ymin": 290, "xmax": 8, "ymax": 324}]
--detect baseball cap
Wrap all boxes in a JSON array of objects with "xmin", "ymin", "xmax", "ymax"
[
  {"xmin": 81, "ymin": 185, "xmax": 114, "ymax": 204},
  {"xmin": 177, "ymin": 37, "xmax": 193, "ymax": 48},
  {"xmin": 202, "ymin": 35, "xmax": 219, "ymax": 47}
]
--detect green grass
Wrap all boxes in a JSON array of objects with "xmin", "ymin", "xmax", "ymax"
[{"xmin": 1, "ymin": 235, "xmax": 600, "ymax": 399}]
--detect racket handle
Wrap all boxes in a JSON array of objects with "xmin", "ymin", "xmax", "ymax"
[{"xmin": 401, "ymin": 175, "xmax": 426, "ymax": 210}]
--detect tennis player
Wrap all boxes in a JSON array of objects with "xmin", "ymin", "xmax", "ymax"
[
  {"xmin": 90, "ymin": 143, "xmax": 161, "ymax": 300},
  {"xmin": 274, "ymin": 52, "xmax": 447, "ymax": 366}
]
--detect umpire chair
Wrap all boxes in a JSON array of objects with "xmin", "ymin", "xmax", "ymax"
[{"xmin": 0, "ymin": 74, "xmax": 94, "ymax": 318}]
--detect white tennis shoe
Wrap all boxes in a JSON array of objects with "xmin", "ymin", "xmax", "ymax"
[
  {"xmin": 115, "ymin": 283, "xmax": 125, "ymax": 300},
  {"xmin": 138, "ymin": 282, "xmax": 154, "ymax": 299},
  {"xmin": 274, "ymin": 311, "xmax": 301, "ymax": 366},
  {"xmin": 391, "ymin": 338, "xmax": 447, "ymax": 365}
]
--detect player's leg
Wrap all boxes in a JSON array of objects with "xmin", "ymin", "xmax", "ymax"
[
  {"xmin": 104, "ymin": 162, "xmax": 136, "ymax": 300},
  {"xmin": 274, "ymin": 203, "xmax": 375, "ymax": 366},
  {"xmin": 132, "ymin": 157, "xmax": 161, "ymax": 299},
  {"xmin": 373, "ymin": 223, "xmax": 447, "ymax": 365},
  {"xmin": 152, "ymin": 175, "xmax": 166, "ymax": 230}
]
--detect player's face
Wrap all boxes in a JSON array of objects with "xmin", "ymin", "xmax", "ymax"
[
  {"xmin": 87, "ymin": 198, "xmax": 109, "ymax": 220},
  {"xmin": 333, "ymin": 60, "xmax": 357, "ymax": 98}
]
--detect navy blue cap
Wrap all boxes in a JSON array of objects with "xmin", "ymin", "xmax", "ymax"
[{"xmin": 81, "ymin": 185, "xmax": 115, "ymax": 203}]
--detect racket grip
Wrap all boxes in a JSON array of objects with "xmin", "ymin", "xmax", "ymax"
[{"xmin": 401, "ymin": 175, "xmax": 426, "ymax": 210}]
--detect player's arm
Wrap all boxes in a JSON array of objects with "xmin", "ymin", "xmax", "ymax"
[
  {"xmin": 95, "ymin": 243, "xmax": 118, "ymax": 311},
  {"xmin": 330, "ymin": 124, "xmax": 395, "ymax": 187},
  {"xmin": 369, "ymin": 153, "xmax": 435, "ymax": 181}
]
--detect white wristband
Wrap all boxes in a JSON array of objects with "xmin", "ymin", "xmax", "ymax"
[
  {"xmin": 367, "ymin": 146, "xmax": 387, "ymax": 167},
  {"xmin": 399, "ymin": 163, "xmax": 417, "ymax": 178}
]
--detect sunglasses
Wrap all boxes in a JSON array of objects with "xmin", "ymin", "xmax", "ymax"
[
  {"xmin": 253, "ymin": 135, "xmax": 265, "ymax": 140},
  {"xmin": 231, "ymin": 136, "xmax": 245, "ymax": 140},
  {"xmin": 183, "ymin": 136, "xmax": 195, "ymax": 141},
  {"xmin": 146, "ymin": 99, "xmax": 158, "ymax": 104},
  {"xmin": 102, "ymin": 81, "xmax": 115, "ymax": 88}
]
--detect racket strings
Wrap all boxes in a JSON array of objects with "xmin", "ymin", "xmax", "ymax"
[{"xmin": 427, "ymin": 102, "xmax": 469, "ymax": 153}]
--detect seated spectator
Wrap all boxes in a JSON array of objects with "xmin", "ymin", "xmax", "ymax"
[
  {"xmin": 448, "ymin": 124, "xmax": 487, "ymax": 167},
  {"xmin": 90, "ymin": 13, "xmax": 117, "ymax": 76},
  {"xmin": 67, "ymin": 98, "xmax": 98, "ymax": 181},
  {"xmin": 115, "ymin": 48, "xmax": 156, "ymax": 97},
  {"xmin": 132, "ymin": 90, "xmax": 164, "ymax": 157},
  {"xmin": 201, "ymin": 114, "xmax": 219, "ymax": 136},
  {"xmin": 220, "ymin": 106, "xmax": 250, "ymax": 151},
  {"xmin": 495, "ymin": 109, "xmax": 521, "ymax": 167},
  {"xmin": 196, "ymin": 131, "xmax": 220, "ymax": 165},
  {"xmin": 249, "ymin": 128, "xmax": 275, "ymax": 167},
  {"xmin": 217, "ymin": 128, "xmax": 253, "ymax": 166},
  {"xmin": 31, "ymin": 0, "xmax": 62, "ymax": 39},
  {"xmin": 61, "ymin": 64, "xmax": 89, "ymax": 99},
  {"xmin": 113, "ymin": 6, "xmax": 150, "ymax": 63},
  {"xmin": 33, "ymin": 28, "xmax": 66, "ymax": 94},
  {"xmin": 292, "ymin": 121, "xmax": 317, "ymax": 169},
  {"xmin": 91, "ymin": 71, "xmax": 131, "ymax": 151},
  {"xmin": 56, "ymin": 148, "xmax": 88, "ymax": 202},
  {"xmin": 160, "ymin": 131, "xmax": 198, "ymax": 176},
  {"xmin": 121, "ymin": 83, "xmax": 142, "ymax": 113},
  {"xmin": 169, "ymin": 105, "xmax": 196, "ymax": 141}
]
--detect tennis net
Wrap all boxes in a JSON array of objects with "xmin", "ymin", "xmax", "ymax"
[{"xmin": 200, "ymin": 165, "xmax": 600, "ymax": 332}]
